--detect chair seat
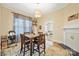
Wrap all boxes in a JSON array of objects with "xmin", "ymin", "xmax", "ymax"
[{"xmin": 25, "ymin": 40, "xmax": 30, "ymax": 42}]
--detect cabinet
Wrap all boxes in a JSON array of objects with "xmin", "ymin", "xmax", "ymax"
[{"xmin": 64, "ymin": 28, "xmax": 79, "ymax": 52}]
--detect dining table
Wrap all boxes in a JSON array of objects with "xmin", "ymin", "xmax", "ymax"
[{"xmin": 24, "ymin": 33, "xmax": 39, "ymax": 56}]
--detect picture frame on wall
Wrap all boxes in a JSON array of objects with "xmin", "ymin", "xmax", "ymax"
[{"xmin": 68, "ymin": 13, "xmax": 79, "ymax": 21}]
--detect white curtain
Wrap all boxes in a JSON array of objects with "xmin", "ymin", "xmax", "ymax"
[{"xmin": 13, "ymin": 14, "xmax": 32, "ymax": 41}]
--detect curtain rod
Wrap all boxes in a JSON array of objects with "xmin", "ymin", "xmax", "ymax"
[{"xmin": 11, "ymin": 12, "xmax": 32, "ymax": 19}]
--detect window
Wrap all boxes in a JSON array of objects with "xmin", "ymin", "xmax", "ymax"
[{"xmin": 13, "ymin": 14, "xmax": 32, "ymax": 40}]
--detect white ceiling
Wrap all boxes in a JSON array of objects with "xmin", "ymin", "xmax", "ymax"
[{"xmin": 0, "ymin": 3, "xmax": 68, "ymax": 16}]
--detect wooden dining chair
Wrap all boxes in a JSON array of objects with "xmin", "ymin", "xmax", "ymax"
[
  {"xmin": 20, "ymin": 34, "xmax": 30, "ymax": 56},
  {"xmin": 33, "ymin": 33, "xmax": 46, "ymax": 56},
  {"xmin": 8, "ymin": 31, "xmax": 16, "ymax": 44},
  {"xmin": 1, "ymin": 35, "xmax": 8, "ymax": 56}
]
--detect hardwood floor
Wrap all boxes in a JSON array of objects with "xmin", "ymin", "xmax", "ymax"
[{"xmin": 45, "ymin": 42, "xmax": 71, "ymax": 56}]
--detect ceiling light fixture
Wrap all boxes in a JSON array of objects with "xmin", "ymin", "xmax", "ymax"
[{"xmin": 34, "ymin": 3, "xmax": 42, "ymax": 18}]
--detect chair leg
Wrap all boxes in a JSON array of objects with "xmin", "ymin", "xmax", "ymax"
[
  {"xmin": 20, "ymin": 43, "xmax": 23, "ymax": 54},
  {"xmin": 23, "ymin": 44, "xmax": 25, "ymax": 56},
  {"xmin": 20, "ymin": 48, "xmax": 23, "ymax": 54},
  {"xmin": 38, "ymin": 45, "xmax": 40, "ymax": 56},
  {"xmin": 27, "ymin": 44, "xmax": 29, "ymax": 50},
  {"xmin": 32, "ymin": 43, "xmax": 35, "ymax": 53},
  {"xmin": 44, "ymin": 43, "xmax": 46, "ymax": 54}
]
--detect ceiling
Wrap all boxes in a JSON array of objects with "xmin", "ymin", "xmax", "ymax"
[{"xmin": 0, "ymin": 3, "xmax": 68, "ymax": 16}]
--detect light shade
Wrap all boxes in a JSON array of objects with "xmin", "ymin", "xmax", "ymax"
[
  {"xmin": 35, "ymin": 10, "xmax": 42, "ymax": 18},
  {"xmin": 34, "ymin": 3, "xmax": 42, "ymax": 18}
]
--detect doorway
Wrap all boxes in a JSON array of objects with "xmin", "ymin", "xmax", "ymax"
[{"xmin": 44, "ymin": 21, "xmax": 53, "ymax": 48}]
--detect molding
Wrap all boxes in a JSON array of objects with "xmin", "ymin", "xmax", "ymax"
[{"xmin": 64, "ymin": 28, "xmax": 79, "ymax": 30}]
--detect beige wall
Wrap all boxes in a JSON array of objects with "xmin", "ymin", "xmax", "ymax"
[
  {"xmin": 39, "ymin": 3, "xmax": 79, "ymax": 43},
  {"xmin": 39, "ymin": 10, "xmax": 65, "ymax": 43},
  {"xmin": 0, "ymin": 6, "xmax": 13, "ymax": 35},
  {"xmin": 0, "ymin": 6, "xmax": 1, "ymax": 35}
]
